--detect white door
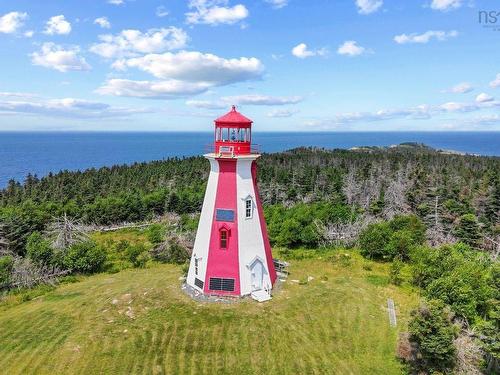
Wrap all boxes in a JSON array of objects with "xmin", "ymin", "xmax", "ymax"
[{"xmin": 250, "ymin": 259, "xmax": 264, "ymax": 291}]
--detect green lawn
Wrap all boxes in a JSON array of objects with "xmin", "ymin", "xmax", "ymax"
[{"xmin": 0, "ymin": 252, "xmax": 417, "ymax": 374}]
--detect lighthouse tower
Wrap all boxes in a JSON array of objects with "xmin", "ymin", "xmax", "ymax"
[{"xmin": 186, "ymin": 106, "xmax": 277, "ymax": 299}]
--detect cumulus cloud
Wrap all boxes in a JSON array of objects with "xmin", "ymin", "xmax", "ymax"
[
  {"xmin": 24, "ymin": 30, "xmax": 34, "ymax": 38},
  {"xmin": 31, "ymin": 43, "xmax": 91, "ymax": 72},
  {"xmin": 222, "ymin": 94, "xmax": 303, "ymax": 105},
  {"xmin": 444, "ymin": 82, "xmax": 473, "ymax": 94},
  {"xmin": 0, "ymin": 11, "xmax": 28, "ymax": 34},
  {"xmin": 97, "ymin": 79, "xmax": 212, "ymax": 98},
  {"xmin": 430, "ymin": 0, "xmax": 462, "ymax": 11},
  {"xmin": 0, "ymin": 96, "xmax": 148, "ymax": 119},
  {"xmin": 355, "ymin": 0, "xmax": 383, "ymax": 14},
  {"xmin": 291, "ymin": 43, "xmax": 327, "ymax": 58},
  {"xmin": 337, "ymin": 41, "xmax": 367, "ymax": 56},
  {"xmin": 108, "ymin": 0, "xmax": 124, "ymax": 5},
  {"xmin": 44, "ymin": 15, "xmax": 71, "ymax": 35},
  {"xmin": 90, "ymin": 27, "xmax": 188, "ymax": 59},
  {"xmin": 394, "ymin": 30, "xmax": 458, "ymax": 44},
  {"xmin": 489, "ymin": 73, "xmax": 500, "ymax": 88},
  {"xmin": 94, "ymin": 17, "xmax": 111, "ymax": 29},
  {"xmin": 267, "ymin": 108, "xmax": 299, "ymax": 117},
  {"xmin": 265, "ymin": 0, "xmax": 289, "ymax": 9},
  {"xmin": 156, "ymin": 6, "xmax": 169, "ymax": 17},
  {"xmin": 117, "ymin": 51, "xmax": 264, "ymax": 83},
  {"xmin": 186, "ymin": 0, "xmax": 249, "ymax": 25},
  {"xmin": 99, "ymin": 50, "xmax": 264, "ymax": 99},
  {"xmin": 475, "ymin": 93, "xmax": 494, "ymax": 103}
]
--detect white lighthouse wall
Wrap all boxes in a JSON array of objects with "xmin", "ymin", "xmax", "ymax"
[
  {"xmin": 187, "ymin": 157, "xmax": 219, "ymax": 291},
  {"xmin": 236, "ymin": 158, "xmax": 272, "ymax": 296}
]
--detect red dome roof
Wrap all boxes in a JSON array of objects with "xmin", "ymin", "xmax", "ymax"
[{"xmin": 215, "ymin": 105, "xmax": 252, "ymax": 125}]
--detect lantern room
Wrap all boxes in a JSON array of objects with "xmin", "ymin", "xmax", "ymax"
[{"xmin": 214, "ymin": 105, "xmax": 253, "ymax": 156}]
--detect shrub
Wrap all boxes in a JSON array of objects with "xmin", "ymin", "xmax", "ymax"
[
  {"xmin": 389, "ymin": 257, "xmax": 404, "ymax": 285},
  {"xmin": 126, "ymin": 244, "xmax": 150, "ymax": 268},
  {"xmin": 64, "ymin": 241, "xmax": 106, "ymax": 273},
  {"xmin": 359, "ymin": 222, "xmax": 392, "ymax": 260},
  {"xmin": 407, "ymin": 300, "xmax": 457, "ymax": 373},
  {"xmin": 145, "ymin": 224, "xmax": 165, "ymax": 245},
  {"xmin": 0, "ymin": 255, "xmax": 14, "ymax": 285},
  {"xmin": 26, "ymin": 231, "xmax": 54, "ymax": 266},
  {"xmin": 359, "ymin": 215, "xmax": 426, "ymax": 261}
]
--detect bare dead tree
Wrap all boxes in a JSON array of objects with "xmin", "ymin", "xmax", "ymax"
[
  {"xmin": 384, "ymin": 168, "xmax": 411, "ymax": 219},
  {"xmin": 0, "ymin": 222, "xmax": 10, "ymax": 257},
  {"xmin": 453, "ymin": 332, "xmax": 483, "ymax": 375},
  {"xmin": 483, "ymin": 235, "xmax": 500, "ymax": 261},
  {"xmin": 45, "ymin": 213, "xmax": 89, "ymax": 250},
  {"xmin": 314, "ymin": 215, "xmax": 376, "ymax": 247},
  {"xmin": 8, "ymin": 257, "xmax": 69, "ymax": 290}
]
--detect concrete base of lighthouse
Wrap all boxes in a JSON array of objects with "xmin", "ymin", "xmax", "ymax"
[{"xmin": 186, "ymin": 153, "xmax": 277, "ymax": 298}]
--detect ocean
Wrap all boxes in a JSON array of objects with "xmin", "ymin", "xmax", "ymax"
[{"xmin": 0, "ymin": 131, "xmax": 498, "ymax": 188}]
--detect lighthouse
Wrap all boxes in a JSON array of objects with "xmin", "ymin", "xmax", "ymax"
[{"xmin": 186, "ymin": 106, "xmax": 277, "ymax": 300}]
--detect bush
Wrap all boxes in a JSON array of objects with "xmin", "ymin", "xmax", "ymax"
[
  {"xmin": 410, "ymin": 243, "xmax": 494, "ymax": 322},
  {"xmin": 359, "ymin": 215, "xmax": 426, "ymax": 261},
  {"xmin": 389, "ymin": 257, "xmax": 404, "ymax": 285},
  {"xmin": 126, "ymin": 244, "xmax": 150, "ymax": 268},
  {"xmin": 145, "ymin": 224, "xmax": 165, "ymax": 245},
  {"xmin": 407, "ymin": 300, "xmax": 457, "ymax": 373},
  {"xmin": 359, "ymin": 222, "xmax": 392, "ymax": 260},
  {"xmin": 26, "ymin": 232, "xmax": 54, "ymax": 266},
  {"xmin": 0, "ymin": 255, "xmax": 14, "ymax": 285},
  {"xmin": 64, "ymin": 241, "xmax": 106, "ymax": 273}
]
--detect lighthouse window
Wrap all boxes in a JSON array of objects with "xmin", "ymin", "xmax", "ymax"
[
  {"xmin": 220, "ymin": 230, "xmax": 228, "ymax": 249},
  {"xmin": 245, "ymin": 198, "xmax": 253, "ymax": 218}
]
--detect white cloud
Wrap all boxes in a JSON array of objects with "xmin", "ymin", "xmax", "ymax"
[
  {"xmin": 97, "ymin": 79, "xmax": 212, "ymax": 98},
  {"xmin": 44, "ymin": 15, "xmax": 71, "ymax": 35},
  {"xmin": 444, "ymin": 82, "xmax": 473, "ymax": 94},
  {"xmin": 31, "ymin": 43, "xmax": 91, "ymax": 72},
  {"xmin": 489, "ymin": 73, "xmax": 500, "ymax": 88},
  {"xmin": 186, "ymin": 0, "xmax": 249, "ymax": 26},
  {"xmin": 24, "ymin": 30, "xmax": 34, "ymax": 38},
  {"xmin": 108, "ymin": 0, "xmax": 124, "ymax": 5},
  {"xmin": 337, "ymin": 40, "xmax": 367, "ymax": 56},
  {"xmin": 222, "ymin": 94, "xmax": 303, "ymax": 105},
  {"xmin": 476, "ymin": 93, "xmax": 494, "ymax": 103},
  {"xmin": 156, "ymin": 6, "xmax": 169, "ymax": 17},
  {"xmin": 90, "ymin": 27, "xmax": 188, "ymax": 59},
  {"xmin": 394, "ymin": 30, "xmax": 458, "ymax": 44},
  {"xmin": 0, "ymin": 11, "xmax": 28, "ymax": 34},
  {"xmin": 292, "ymin": 43, "xmax": 327, "ymax": 58},
  {"xmin": 265, "ymin": 0, "xmax": 289, "ymax": 9},
  {"xmin": 186, "ymin": 100, "xmax": 227, "ymax": 109},
  {"xmin": 94, "ymin": 17, "xmax": 111, "ymax": 29},
  {"xmin": 118, "ymin": 51, "xmax": 264, "ymax": 84},
  {"xmin": 304, "ymin": 98, "xmax": 500, "ymax": 129},
  {"xmin": 355, "ymin": 0, "xmax": 383, "ymax": 14},
  {"xmin": 430, "ymin": 0, "xmax": 462, "ymax": 11},
  {"xmin": 0, "ymin": 96, "xmax": 148, "ymax": 119},
  {"xmin": 267, "ymin": 108, "xmax": 299, "ymax": 117}
]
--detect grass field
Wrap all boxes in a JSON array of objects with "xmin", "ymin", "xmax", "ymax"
[{"xmin": 0, "ymin": 250, "xmax": 417, "ymax": 374}]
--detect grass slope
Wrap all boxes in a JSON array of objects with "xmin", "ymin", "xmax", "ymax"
[{"xmin": 0, "ymin": 254, "xmax": 417, "ymax": 374}]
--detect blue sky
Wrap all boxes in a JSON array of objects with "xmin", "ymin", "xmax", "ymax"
[{"xmin": 0, "ymin": 0, "xmax": 499, "ymax": 131}]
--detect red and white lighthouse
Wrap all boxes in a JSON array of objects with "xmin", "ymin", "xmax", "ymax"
[{"xmin": 186, "ymin": 106, "xmax": 277, "ymax": 299}]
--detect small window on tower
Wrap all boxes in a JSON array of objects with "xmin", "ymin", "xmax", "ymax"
[
  {"xmin": 245, "ymin": 198, "xmax": 253, "ymax": 219},
  {"xmin": 220, "ymin": 229, "xmax": 228, "ymax": 249}
]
